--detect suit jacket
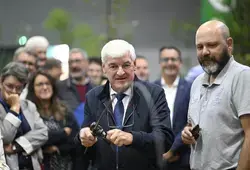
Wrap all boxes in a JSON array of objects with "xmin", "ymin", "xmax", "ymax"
[
  {"xmin": 81, "ymin": 78, "xmax": 174, "ymax": 170},
  {"xmin": 154, "ymin": 78, "xmax": 191, "ymax": 168},
  {"xmin": 57, "ymin": 77, "xmax": 93, "ymax": 113},
  {"xmin": 0, "ymin": 100, "xmax": 48, "ymax": 170},
  {"xmin": 0, "ymin": 130, "xmax": 9, "ymax": 170}
]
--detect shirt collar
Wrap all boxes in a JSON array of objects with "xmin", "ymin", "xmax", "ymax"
[
  {"xmin": 201, "ymin": 56, "xmax": 234, "ymax": 86},
  {"xmin": 161, "ymin": 76, "xmax": 180, "ymax": 87},
  {"xmin": 109, "ymin": 85, "xmax": 132, "ymax": 99}
]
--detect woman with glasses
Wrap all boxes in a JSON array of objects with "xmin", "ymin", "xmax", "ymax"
[
  {"xmin": 27, "ymin": 71, "xmax": 79, "ymax": 170},
  {"xmin": 0, "ymin": 62, "xmax": 48, "ymax": 170}
]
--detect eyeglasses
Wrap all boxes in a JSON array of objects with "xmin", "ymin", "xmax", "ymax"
[
  {"xmin": 35, "ymin": 82, "xmax": 51, "ymax": 88},
  {"xmin": 160, "ymin": 57, "xmax": 180, "ymax": 63},
  {"xmin": 68, "ymin": 59, "xmax": 84, "ymax": 65},
  {"xmin": 107, "ymin": 106, "xmax": 135, "ymax": 129},
  {"xmin": 19, "ymin": 61, "xmax": 35, "ymax": 67},
  {"xmin": 3, "ymin": 83, "xmax": 24, "ymax": 94}
]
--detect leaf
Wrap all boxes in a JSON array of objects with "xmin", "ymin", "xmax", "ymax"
[{"xmin": 44, "ymin": 8, "xmax": 71, "ymax": 31}]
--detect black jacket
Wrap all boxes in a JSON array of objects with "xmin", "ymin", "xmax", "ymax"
[{"xmin": 82, "ymin": 78, "xmax": 174, "ymax": 170}]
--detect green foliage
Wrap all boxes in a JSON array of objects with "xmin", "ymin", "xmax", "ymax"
[
  {"xmin": 44, "ymin": 0, "xmax": 132, "ymax": 57},
  {"xmin": 224, "ymin": 0, "xmax": 250, "ymax": 65},
  {"xmin": 44, "ymin": 8, "xmax": 105, "ymax": 56},
  {"xmin": 44, "ymin": 8, "xmax": 74, "ymax": 46},
  {"xmin": 105, "ymin": 0, "xmax": 132, "ymax": 40},
  {"xmin": 73, "ymin": 24, "xmax": 106, "ymax": 56},
  {"xmin": 170, "ymin": 20, "xmax": 198, "ymax": 48}
]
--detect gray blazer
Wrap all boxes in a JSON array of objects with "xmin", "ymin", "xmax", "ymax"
[
  {"xmin": 0, "ymin": 99, "xmax": 48, "ymax": 170},
  {"xmin": 0, "ymin": 130, "xmax": 9, "ymax": 170}
]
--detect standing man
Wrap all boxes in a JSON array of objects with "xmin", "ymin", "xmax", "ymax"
[
  {"xmin": 87, "ymin": 57, "xmax": 104, "ymax": 86},
  {"xmin": 13, "ymin": 47, "xmax": 37, "ymax": 74},
  {"xmin": 25, "ymin": 36, "xmax": 49, "ymax": 68},
  {"xmin": 57, "ymin": 48, "xmax": 93, "ymax": 170},
  {"xmin": 13, "ymin": 47, "xmax": 37, "ymax": 99},
  {"xmin": 182, "ymin": 20, "xmax": 250, "ymax": 170},
  {"xmin": 79, "ymin": 39, "xmax": 174, "ymax": 170},
  {"xmin": 135, "ymin": 55, "xmax": 150, "ymax": 81},
  {"xmin": 154, "ymin": 46, "xmax": 191, "ymax": 170},
  {"xmin": 58, "ymin": 48, "xmax": 93, "ymax": 115}
]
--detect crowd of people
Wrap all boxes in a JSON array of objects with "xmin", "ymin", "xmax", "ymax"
[{"xmin": 0, "ymin": 19, "xmax": 249, "ymax": 170}]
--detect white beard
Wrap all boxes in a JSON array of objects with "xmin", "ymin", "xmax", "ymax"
[{"xmin": 202, "ymin": 62, "xmax": 219, "ymax": 75}]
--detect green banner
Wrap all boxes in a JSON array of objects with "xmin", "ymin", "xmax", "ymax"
[{"xmin": 200, "ymin": 0, "xmax": 236, "ymax": 23}]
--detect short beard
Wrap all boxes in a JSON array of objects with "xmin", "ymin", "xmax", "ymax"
[
  {"xmin": 70, "ymin": 71, "xmax": 86, "ymax": 81},
  {"xmin": 199, "ymin": 48, "xmax": 230, "ymax": 76}
]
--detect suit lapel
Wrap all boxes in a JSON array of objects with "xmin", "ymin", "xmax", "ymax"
[
  {"xmin": 0, "ymin": 103, "xmax": 7, "ymax": 118},
  {"xmin": 20, "ymin": 101, "xmax": 34, "ymax": 128},
  {"xmin": 172, "ymin": 79, "xmax": 185, "ymax": 126}
]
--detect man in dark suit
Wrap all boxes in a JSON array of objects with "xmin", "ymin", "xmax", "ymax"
[
  {"xmin": 79, "ymin": 39, "xmax": 174, "ymax": 170},
  {"xmin": 154, "ymin": 46, "xmax": 191, "ymax": 170}
]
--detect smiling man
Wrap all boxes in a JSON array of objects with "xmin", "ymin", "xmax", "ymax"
[
  {"xmin": 154, "ymin": 46, "xmax": 191, "ymax": 170},
  {"xmin": 79, "ymin": 39, "xmax": 174, "ymax": 170},
  {"xmin": 181, "ymin": 20, "xmax": 250, "ymax": 170}
]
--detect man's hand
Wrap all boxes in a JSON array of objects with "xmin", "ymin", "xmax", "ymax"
[
  {"xmin": 162, "ymin": 150, "xmax": 180, "ymax": 163},
  {"xmin": 80, "ymin": 127, "xmax": 97, "ymax": 147},
  {"xmin": 4, "ymin": 144, "xmax": 15, "ymax": 155},
  {"xmin": 181, "ymin": 125, "xmax": 196, "ymax": 145},
  {"xmin": 106, "ymin": 129, "xmax": 133, "ymax": 147}
]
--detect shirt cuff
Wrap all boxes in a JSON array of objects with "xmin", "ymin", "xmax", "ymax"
[{"xmin": 9, "ymin": 110, "xmax": 19, "ymax": 117}]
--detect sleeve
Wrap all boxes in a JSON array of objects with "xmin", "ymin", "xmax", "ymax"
[
  {"xmin": 43, "ymin": 130, "xmax": 68, "ymax": 146},
  {"xmin": 0, "ymin": 106, "xmax": 21, "ymax": 144},
  {"xmin": 57, "ymin": 112, "xmax": 79, "ymax": 153},
  {"xmin": 0, "ymin": 132, "xmax": 10, "ymax": 170},
  {"xmin": 232, "ymin": 69, "xmax": 250, "ymax": 117},
  {"xmin": 171, "ymin": 82, "xmax": 192, "ymax": 153},
  {"xmin": 129, "ymin": 87, "xmax": 175, "ymax": 155},
  {"xmin": 15, "ymin": 101, "xmax": 48, "ymax": 155}
]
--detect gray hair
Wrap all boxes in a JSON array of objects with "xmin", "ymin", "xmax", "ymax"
[
  {"xmin": 101, "ymin": 39, "xmax": 136, "ymax": 63},
  {"xmin": 69, "ymin": 48, "xmax": 88, "ymax": 60},
  {"xmin": 25, "ymin": 36, "xmax": 49, "ymax": 52},
  {"xmin": 13, "ymin": 47, "xmax": 36, "ymax": 61},
  {"xmin": 1, "ymin": 62, "xmax": 29, "ymax": 84},
  {"xmin": 13, "ymin": 47, "xmax": 26, "ymax": 61}
]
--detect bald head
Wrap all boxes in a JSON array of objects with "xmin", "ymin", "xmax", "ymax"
[
  {"xmin": 196, "ymin": 20, "xmax": 230, "ymax": 40},
  {"xmin": 195, "ymin": 20, "xmax": 233, "ymax": 76}
]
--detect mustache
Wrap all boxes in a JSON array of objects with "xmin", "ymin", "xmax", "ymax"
[{"xmin": 71, "ymin": 68, "xmax": 82, "ymax": 72}]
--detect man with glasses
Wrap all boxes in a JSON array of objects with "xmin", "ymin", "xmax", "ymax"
[
  {"xmin": 154, "ymin": 46, "xmax": 191, "ymax": 170},
  {"xmin": 135, "ymin": 55, "xmax": 150, "ymax": 81},
  {"xmin": 57, "ymin": 48, "xmax": 93, "ymax": 170},
  {"xmin": 13, "ymin": 47, "xmax": 37, "ymax": 100},
  {"xmin": 13, "ymin": 47, "xmax": 37, "ymax": 75},
  {"xmin": 79, "ymin": 39, "xmax": 174, "ymax": 170}
]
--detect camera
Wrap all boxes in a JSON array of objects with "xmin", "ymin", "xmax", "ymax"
[{"xmin": 90, "ymin": 122, "xmax": 107, "ymax": 139}]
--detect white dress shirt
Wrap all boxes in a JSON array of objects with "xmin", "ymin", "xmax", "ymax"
[
  {"xmin": 110, "ymin": 86, "xmax": 132, "ymax": 125},
  {"xmin": 161, "ymin": 76, "xmax": 179, "ymax": 127}
]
